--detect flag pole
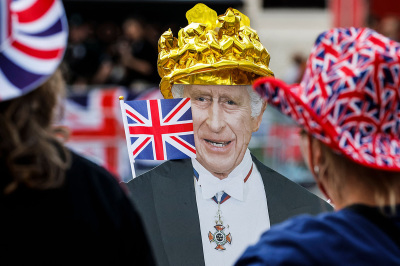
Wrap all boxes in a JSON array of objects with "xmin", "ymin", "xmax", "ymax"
[{"xmin": 119, "ymin": 96, "xmax": 136, "ymax": 180}]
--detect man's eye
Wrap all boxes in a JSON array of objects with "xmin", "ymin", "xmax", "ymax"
[
  {"xmin": 197, "ymin": 97, "xmax": 206, "ymax": 102},
  {"xmin": 227, "ymin": 100, "xmax": 236, "ymax": 105}
]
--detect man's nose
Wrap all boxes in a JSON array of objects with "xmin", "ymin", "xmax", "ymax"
[{"xmin": 207, "ymin": 101, "xmax": 225, "ymax": 132}]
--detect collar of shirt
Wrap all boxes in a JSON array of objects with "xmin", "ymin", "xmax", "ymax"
[{"xmin": 192, "ymin": 149, "xmax": 253, "ymax": 202}]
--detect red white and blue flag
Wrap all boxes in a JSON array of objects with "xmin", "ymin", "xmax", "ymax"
[
  {"xmin": 120, "ymin": 98, "xmax": 196, "ymax": 163},
  {"xmin": 61, "ymin": 87, "xmax": 128, "ymax": 181},
  {"xmin": 0, "ymin": 0, "xmax": 68, "ymax": 101}
]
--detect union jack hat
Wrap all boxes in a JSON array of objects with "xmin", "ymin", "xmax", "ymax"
[
  {"xmin": 0, "ymin": 0, "xmax": 68, "ymax": 102},
  {"xmin": 254, "ymin": 27, "xmax": 400, "ymax": 171}
]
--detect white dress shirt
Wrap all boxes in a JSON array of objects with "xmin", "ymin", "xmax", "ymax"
[{"xmin": 192, "ymin": 149, "xmax": 270, "ymax": 266}]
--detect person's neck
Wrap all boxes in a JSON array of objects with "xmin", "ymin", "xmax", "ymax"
[{"xmin": 332, "ymin": 183, "xmax": 400, "ymax": 210}]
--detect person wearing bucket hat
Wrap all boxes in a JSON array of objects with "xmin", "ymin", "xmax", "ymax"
[
  {"xmin": 125, "ymin": 3, "xmax": 332, "ymax": 266},
  {"xmin": 0, "ymin": 1, "xmax": 155, "ymax": 265},
  {"xmin": 235, "ymin": 27, "xmax": 400, "ymax": 265}
]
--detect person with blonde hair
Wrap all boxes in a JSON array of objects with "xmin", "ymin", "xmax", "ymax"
[{"xmin": 235, "ymin": 27, "xmax": 400, "ymax": 265}]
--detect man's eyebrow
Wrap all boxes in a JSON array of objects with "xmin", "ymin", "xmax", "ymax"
[
  {"xmin": 189, "ymin": 89, "xmax": 211, "ymax": 97},
  {"xmin": 219, "ymin": 93, "xmax": 242, "ymax": 102}
]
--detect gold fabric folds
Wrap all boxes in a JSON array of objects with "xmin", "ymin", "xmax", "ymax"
[{"xmin": 157, "ymin": 3, "xmax": 274, "ymax": 99}]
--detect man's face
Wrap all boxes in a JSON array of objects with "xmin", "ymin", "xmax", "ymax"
[{"xmin": 183, "ymin": 85, "xmax": 264, "ymax": 179}]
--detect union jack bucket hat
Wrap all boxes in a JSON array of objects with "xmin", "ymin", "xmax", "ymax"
[
  {"xmin": 254, "ymin": 27, "xmax": 400, "ymax": 171},
  {"xmin": 0, "ymin": 0, "xmax": 68, "ymax": 102}
]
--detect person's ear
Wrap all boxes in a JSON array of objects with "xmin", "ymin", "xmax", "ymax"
[
  {"xmin": 311, "ymin": 138, "xmax": 323, "ymax": 170},
  {"xmin": 251, "ymin": 101, "xmax": 267, "ymax": 132},
  {"xmin": 309, "ymin": 138, "xmax": 331, "ymax": 202}
]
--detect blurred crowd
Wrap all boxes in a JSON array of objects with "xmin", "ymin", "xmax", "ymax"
[
  {"xmin": 282, "ymin": 14, "xmax": 400, "ymax": 86},
  {"xmin": 61, "ymin": 13, "xmax": 162, "ymax": 96},
  {"xmin": 60, "ymin": 10, "xmax": 400, "ymax": 96}
]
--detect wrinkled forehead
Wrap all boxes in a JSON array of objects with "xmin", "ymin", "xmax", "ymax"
[{"xmin": 183, "ymin": 84, "xmax": 251, "ymax": 97}]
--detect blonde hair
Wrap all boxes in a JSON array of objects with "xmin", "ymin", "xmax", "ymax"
[
  {"xmin": 0, "ymin": 69, "xmax": 71, "ymax": 194},
  {"xmin": 318, "ymin": 141, "xmax": 400, "ymax": 212}
]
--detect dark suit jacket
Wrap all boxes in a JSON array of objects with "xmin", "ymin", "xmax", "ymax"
[{"xmin": 126, "ymin": 155, "xmax": 333, "ymax": 266}]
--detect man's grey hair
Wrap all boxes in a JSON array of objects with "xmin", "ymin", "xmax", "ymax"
[{"xmin": 171, "ymin": 84, "xmax": 264, "ymax": 118}]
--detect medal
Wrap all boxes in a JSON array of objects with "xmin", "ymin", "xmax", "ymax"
[
  {"xmin": 194, "ymin": 163, "xmax": 253, "ymax": 251},
  {"xmin": 208, "ymin": 200, "xmax": 232, "ymax": 250}
]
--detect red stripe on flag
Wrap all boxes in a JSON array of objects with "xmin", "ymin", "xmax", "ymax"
[
  {"xmin": 164, "ymin": 98, "xmax": 190, "ymax": 123},
  {"xmin": 12, "ymin": 40, "xmax": 63, "ymax": 59},
  {"xmin": 341, "ymin": 66, "xmax": 355, "ymax": 76},
  {"xmin": 133, "ymin": 136, "xmax": 151, "ymax": 156},
  {"xmin": 128, "ymin": 122, "xmax": 194, "ymax": 135},
  {"xmin": 126, "ymin": 109, "xmax": 144, "ymax": 124},
  {"xmin": 70, "ymin": 89, "xmax": 123, "ymax": 138},
  {"xmin": 149, "ymin": 100, "xmax": 164, "ymax": 160},
  {"xmin": 370, "ymin": 36, "xmax": 386, "ymax": 48},
  {"xmin": 16, "ymin": 0, "xmax": 55, "ymax": 23},
  {"xmin": 324, "ymin": 43, "xmax": 339, "ymax": 57},
  {"xmin": 318, "ymin": 76, "xmax": 328, "ymax": 98},
  {"xmin": 170, "ymin": 136, "xmax": 196, "ymax": 154},
  {"xmin": 127, "ymin": 98, "xmax": 195, "ymax": 160}
]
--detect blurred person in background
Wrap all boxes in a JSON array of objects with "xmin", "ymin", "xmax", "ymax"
[
  {"xmin": 126, "ymin": 4, "xmax": 332, "ymax": 266},
  {"xmin": 235, "ymin": 27, "xmax": 400, "ymax": 265},
  {"xmin": 378, "ymin": 15, "xmax": 400, "ymax": 41},
  {"xmin": 63, "ymin": 14, "xmax": 105, "ymax": 90},
  {"xmin": 282, "ymin": 52, "xmax": 307, "ymax": 84},
  {"xmin": 0, "ymin": 0, "xmax": 154, "ymax": 265},
  {"xmin": 90, "ymin": 20, "xmax": 123, "ymax": 85},
  {"xmin": 116, "ymin": 16, "xmax": 159, "ymax": 91}
]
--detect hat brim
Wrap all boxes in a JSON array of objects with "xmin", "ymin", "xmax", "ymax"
[
  {"xmin": 0, "ymin": 0, "xmax": 68, "ymax": 102},
  {"xmin": 253, "ymin": 76, "xmax": 400, "ymax": 171}
]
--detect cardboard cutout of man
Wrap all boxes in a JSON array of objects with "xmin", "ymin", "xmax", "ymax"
[{"xmin": 126, "ymin": 4, "xmax": 332, "ymax": 266}]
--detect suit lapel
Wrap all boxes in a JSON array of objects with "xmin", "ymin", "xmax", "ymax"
[
  {"xmin": 252, "ymin": 155, "xmax": 283, "ymax": 225},
  {"xmin": 152, "ymin": 159, "xmax": 205, "ymax": 266}
]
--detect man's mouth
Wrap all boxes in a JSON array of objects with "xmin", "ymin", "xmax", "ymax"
[{"xmin": 205, "ymin": 139, "xmax": 231, "ymax": 147}]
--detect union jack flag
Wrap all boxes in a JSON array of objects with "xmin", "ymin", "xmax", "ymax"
[
  {"xmin": 61, "ymin": 87, "xmax": 128, "ymax": 181},
  {"xmin": 121, "ymin": 98, "xmax": 196, "ymax": 161}
]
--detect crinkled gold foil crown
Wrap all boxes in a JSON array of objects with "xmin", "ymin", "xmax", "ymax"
[{"xmin": 157, "ymin": 3, "xmax": 274, "ymax": 99}]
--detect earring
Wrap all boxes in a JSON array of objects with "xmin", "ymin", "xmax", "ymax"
[{"xmin": 313, "ymin": 165, "xmax": 319, "ymax": 175}]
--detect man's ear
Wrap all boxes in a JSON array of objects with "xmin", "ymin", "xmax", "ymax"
[{"xmin": 251, "ymin": 101, "xmax": 267, "ymax": 132}]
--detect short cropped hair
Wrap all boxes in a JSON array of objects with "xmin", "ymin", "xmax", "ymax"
[{"xmin": 318, "ymin": 140, "xmax": 400, "ymax": 212}]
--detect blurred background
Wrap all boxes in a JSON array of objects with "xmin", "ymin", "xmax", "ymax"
[{"xmin": 59, "ymin": 0, "xmax": 400, "ymax": 197}]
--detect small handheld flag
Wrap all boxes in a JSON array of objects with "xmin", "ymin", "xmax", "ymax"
[{"xmin": 119, "ymin": 96, "xmax": 196, "ymax": 179}]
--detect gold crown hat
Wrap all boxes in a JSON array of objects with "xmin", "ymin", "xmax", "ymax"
[{"xmin": 157, "ymin": 3, "xmax": 274, "ymax": 99}]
